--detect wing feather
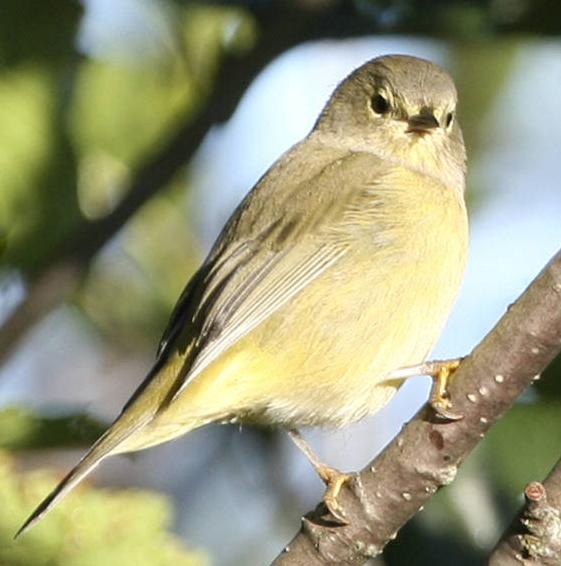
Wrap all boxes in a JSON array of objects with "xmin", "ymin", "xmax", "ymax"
[
  {"xmin": 155, "ymin": 150, "xmax": 389, "ymax": 402},
  {"xmin": 176, "ymin": 242, "xmax": 346, "ymax": 398}
]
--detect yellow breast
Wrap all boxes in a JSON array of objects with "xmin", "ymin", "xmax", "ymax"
[{"xmin": 161, "ymin": 166, "xmax": 468, "ymax": 430}]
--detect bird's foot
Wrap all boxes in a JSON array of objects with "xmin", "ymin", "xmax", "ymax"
[
  {"xmin": 428, "ymin": 359, "xmax": 463, "ymax": 421},
  {"xmin": 317, "ymin": 465, "xmax": 353, "ymax": 524}
]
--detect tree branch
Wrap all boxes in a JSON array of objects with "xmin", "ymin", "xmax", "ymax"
[
  {"xmin": 489, "ymin": 457, "xmax": 561, "ymax": 565},
  {"xmin": 272, "ymin": 248, "xmax": 561, "ymax": 565}
]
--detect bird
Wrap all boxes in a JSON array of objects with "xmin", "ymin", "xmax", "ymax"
[{"xmin": 17, "ymin": 53, "xmax": 468, "ymax": 536}]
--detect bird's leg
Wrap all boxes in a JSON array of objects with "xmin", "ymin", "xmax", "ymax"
[
  {"xmin": 288, "ymin": 429, "xmax": 352, "ymax": 524},
  {"xmin": 388, "ymin": 358, "xmax": 464, "ymax": 420}
]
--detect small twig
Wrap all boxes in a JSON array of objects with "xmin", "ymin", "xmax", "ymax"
[
  {"xmin": 272, "ymin": 249, "xmax": 561, "ymax": 566},
  {"xmin": 489, "ymin": 458, "xmax": 561, "ymax": 565}
]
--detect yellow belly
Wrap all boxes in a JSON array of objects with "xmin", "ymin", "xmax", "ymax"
[{"xmin": 151, "ymin": 170, "xmax": 468, "ymax": 432}]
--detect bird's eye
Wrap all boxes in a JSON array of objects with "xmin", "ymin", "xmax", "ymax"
[
  {"xmin": 445, "ymin": 111, "xmax": 454, "ymax": 127},
  {"xmin": 371, "ymin": 94, "xmax": 390, "ymax": 115}
]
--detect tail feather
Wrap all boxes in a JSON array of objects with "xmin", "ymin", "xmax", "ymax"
[
  {"xmin": 15, "ymin": 418, "xmax": 147, "ymax": 539},
  {"xmin": 14, "ymin": 360, "xmax": 169, "ymax": 538},
  {"xmin": 16, "ymin": 353, "xmax": 191, "ymax": 538},
  {"xmin": 16, "ymin": 436, "xmax": 108, "ymax": 538}
]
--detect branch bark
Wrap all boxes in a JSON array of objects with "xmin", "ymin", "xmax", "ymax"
[
  {"xmin": 272, "ymin": 248, "xmax": 561, "ymax": 565},
  {"xmin": 489, "ymin": 457, "xmax": 561, "ymax": 565}
]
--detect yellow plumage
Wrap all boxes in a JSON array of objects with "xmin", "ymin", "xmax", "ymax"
[
  {"xmin": 138, "ymin": 164, "xmax": 467, "ymax": 440},
  {"xmin": 17, "ymin": 54, "xmax": 468, "ymax": 535}
]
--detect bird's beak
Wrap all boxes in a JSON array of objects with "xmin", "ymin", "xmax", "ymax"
[{"xmin": 406, "ymin": 112, "xmax": 439, "ymax": 135}]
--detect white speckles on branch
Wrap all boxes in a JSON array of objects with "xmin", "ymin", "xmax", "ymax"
[
  {"xmin": 480, "ymin": 416, "xmax": 488, "ymax": 424},
  {"xmin": 494, "ymin": 374, "xmax": 505, "ymax": 383},
  {"xmin": 353, "ymin": 540, "xmax": 381, "ymax": 558},
  {"xmin": 531, "ymin": 346, "xmax": 540, "ymax": 355},
  {"xmin": 436, "ymin": 465, "xmax": 458, "ymax": 485},
  {"xmin": 467, "ymin": 393, "xmax": 477, "ymax": 403},
  {"xmin": 365, "ymin": 544, "xmax": 380, "ymax": 557},
  {"xmin": 402, "ymin": 492, "xmax": 412, "ymax": 501}
]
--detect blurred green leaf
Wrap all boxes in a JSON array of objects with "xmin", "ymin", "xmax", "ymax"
[
  {"xmin": 69, "ymin": 59, "xmax": 193, "ymax": 168},
  {"xmin": 0, "ymin": 407, "xmax": 106, "ymax": 451},
  {"xmin": 0, "ymin": 65, "xmax": 81, "ymax": 275},
  {"xmin": 483, "ymin": 401, "xmax": 561, "ymax": 496},
  {"xmin": 0, "ymin": 452, "xmax": 207, "ymax": 566},
  {"xmin": 0, "ymin": 67, "xmax": 57, "ymax": 245},
  {"xmin": 181, "ymin": 4, "xmax": 256, "ymax": 84}
]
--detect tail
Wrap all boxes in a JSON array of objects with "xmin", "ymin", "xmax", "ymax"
[
  {"xmin": 15, "ymin": 417, "xmax": 148, "ymax": 539},
  {"xmin": 15, "ymin": 358, "xmax": 175, "ymax": 539}
]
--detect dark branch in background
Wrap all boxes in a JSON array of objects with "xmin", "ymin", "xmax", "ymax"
[
  {"xmin": 271, "ymin": 248, "xmax": 561, "ymax": 566},
  {"xmin": 0, "ymin": 1, "xmax": 375, "ymax": 368},
  {"xmin": 490, "ymin": 457, "xmax": 561, "ymax": 565}
]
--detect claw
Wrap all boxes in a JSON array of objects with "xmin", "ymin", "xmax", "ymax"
[
  {"xmin": 318, "ymin": 466, "xmax": 353, "ymax": 524},
  {"xmin": 430, "ymin": 396, "xmax": 463, "ymax": 421},
  {"xmin": 287, "ymin": 430, "xmax": 353, "ymax": 524},
  {"xmin": 429, "ymin": 360, "xmax": 463, "ymax": 421}
]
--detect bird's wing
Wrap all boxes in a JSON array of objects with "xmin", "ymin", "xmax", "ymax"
[{"xmin": 158, "ymin": 150, "xmax": 390, "ymax": 401}]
